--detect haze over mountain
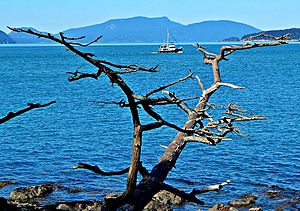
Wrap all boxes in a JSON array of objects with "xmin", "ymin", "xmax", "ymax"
[
  {"xmin": 8, "ymin": 16, "xmax": 261, "ymax": 43},
  {"xmin": 0, "ymin": 30, "xmax": 15, "ymax": 44}
]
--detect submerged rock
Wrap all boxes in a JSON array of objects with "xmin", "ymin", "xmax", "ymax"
[
  {"xmin": 9, "ymin": 184, "xmax": 56, "ymax": 202},
  {"xmin": 0, "ymin": 181, "xmax": 16, "ymax": 189},
  {"xmin": 264, "ymin": 189, "xmax": 283, "ymax": 199},
  {"xmin": 228, "ymin": 194, "xmax": 257, "ymax": 207},
  {"xmin": 278, "ymin": 197, "xmax": 300, "ymax": 207},
  {"xmin": 66, "ymin": 187, "xmax": 85, "ymax": 194},
  {"xmin": 208, "ymin": 204, "xmax": 238, "ymax": 211}
]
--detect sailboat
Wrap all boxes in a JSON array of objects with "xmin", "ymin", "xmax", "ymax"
[{"xmin": 158, "ymin": 30, "xmax": 183, "ymax": 53}]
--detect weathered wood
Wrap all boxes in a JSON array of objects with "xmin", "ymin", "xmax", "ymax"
[{"xmin": 8, "ymin": 26, "xmax": 289, "ymax": 210}]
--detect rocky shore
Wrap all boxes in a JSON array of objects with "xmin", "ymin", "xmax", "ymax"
[{"xmin": 0, "ymin": 181, "xmax": 299, "ymax": 210}]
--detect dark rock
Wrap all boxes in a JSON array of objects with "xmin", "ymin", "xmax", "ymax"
[
  {"xmin": 153, "ymin": 190, "xmax": 185, "ymax": 205},
  {"xmin": 144, "ymin": 190, "xmax": 185, "ymax": 210},
  {"xmin": 0, "ymin": 196, "xmax": 30, "ymax": 210},
  {"xmin": 0, "ymin": 197, "xmax": 8, "ymax": 209},
  {"xmin": 208, "ymin": 204, "xmax": 238, "ymax": 211},
  {"xmin": 144, "ymin": 201, "xmax": 172, "ymax": 211},
  {"xmin": 9, "ymin": 184, "xmax": 55, "ymax": 202},
  {"xmin": 56, "ymin": 201, "xmax": 103, "ymax": 210},
  {"xmin": 228, "ymin": 194, "xmax": 257, "ymax": 207}
]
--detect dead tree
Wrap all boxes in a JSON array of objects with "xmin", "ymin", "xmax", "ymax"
[{"xmin": 8, "ymin": 26, "xmax": 289, "ymax": 210}]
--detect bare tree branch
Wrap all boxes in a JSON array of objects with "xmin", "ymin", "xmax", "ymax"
[
  {"xmin": 98, "ymin": 61, "xmax": 158, "ymax": 74},
  {"xmin": 160, "ymin": 182, "xmax": 204, "ymax": 205},
  {"xmin": 195, "ymin": 75, "xmax": 205, "ymax": 92},
  {"xmin": 72, "ymin": 161, "xmax": 150, "ymax": 177},
  {"xmin": 242, "ymin": 32, "xmax": 291, "ymax": 42},
  {"xmin": 160, "ymin": 180, "xmax": 230, "ymax": 204},
  {"xmin": 91, "ymin": 99, "xmax": 129, "ymax": 108},
  {"xmin": 60, "ymin": 32, "xmax": 103, "ymax": 47},
  {"xmin": 194, "ymin": 43, "xmax": 218, "ymax": 58},
  {"xmin": 72, "ymin": 163, "xmax": 129, "ymax": 176},
  {"xmin": 142, "ymin": 104, "xmax": 193, "ymax": 133},
  {"xmin": 67, "ymin": 69, "xmax": 102, "ymax": 81},
  {"xmin": 190, "ymin": 180, "xmax": 231, "ymax": 194},
  {"xmin": 0, "ymin": 101, "xmax": 56, "ymax": 124},
  {"xmin": 145, "ymin": 70, "xmax": 193, "ymax": 97},
  {"xmin": 63, "ymin": 35, "xmax": 86, "ymax": 41}
]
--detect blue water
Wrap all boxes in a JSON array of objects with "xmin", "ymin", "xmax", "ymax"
[{"xmin": 0, "ymin": 43, "xmax": 299, "ymax": 210}]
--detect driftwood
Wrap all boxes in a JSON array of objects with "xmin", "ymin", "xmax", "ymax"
[{"xmin": 8, "ymin": 26, "xmax": 289, "ymax": 210}]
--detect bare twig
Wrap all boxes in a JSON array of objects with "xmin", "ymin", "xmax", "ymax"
[
  {"xmin": 195, "ymin": 75, "xmax": 205, "ymax": 92},
  {"xmin": 145, "ymin": 71, "xmax": 193, "ymax": 97},
  {"xmin": 61, "ymin": 32, "xmax": 103, "ymax": 47},
  {"xmin": 0, "ymin": 101, "xmax": 56, "ymax": 124},
  {"xmin": 99, "ymin": 61, "xmax": 158, "ymax": 74}
]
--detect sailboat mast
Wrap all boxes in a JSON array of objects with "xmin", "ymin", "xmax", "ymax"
[{"xmin": 166, "ymin": 29, "xmax": 169, "ymax": 46}]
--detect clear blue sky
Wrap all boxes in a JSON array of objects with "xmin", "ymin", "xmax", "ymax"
[{"xmin": 1, "ymin": 0, "xmax": 299, "ymax": 33}]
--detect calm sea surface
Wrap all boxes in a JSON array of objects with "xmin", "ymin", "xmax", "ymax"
[{"xmin": 0, "ymin": 43, "xmax": 299, "ymax": 210}]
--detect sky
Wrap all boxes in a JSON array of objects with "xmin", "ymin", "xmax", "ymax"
[{"xmin": 1, "ymin": 0, "xmax": 299, "ymax": 33}]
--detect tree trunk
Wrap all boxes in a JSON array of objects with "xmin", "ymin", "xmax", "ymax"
[{"xmin": 131, "ymin": 100, "xmax": 207, "ymax": 209}]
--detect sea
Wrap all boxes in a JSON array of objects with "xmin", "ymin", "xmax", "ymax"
[{"xmin": 0, "ymin": 43, "xmax": 299, "ymax": 210}]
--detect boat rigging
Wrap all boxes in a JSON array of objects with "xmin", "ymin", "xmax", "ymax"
[{"xmin": 158, "ymin": 30, "xmax": 183, "ymax": 53}]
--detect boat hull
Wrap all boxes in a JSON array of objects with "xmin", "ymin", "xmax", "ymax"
[{"xmin": 158, "ymin": 47, "xmax": 183, "ymax": 53}]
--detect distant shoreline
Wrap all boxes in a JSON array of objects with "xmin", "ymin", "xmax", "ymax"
[{"xmin": 1, "ymin": 41, "xmax": 299, "ymax": 47}]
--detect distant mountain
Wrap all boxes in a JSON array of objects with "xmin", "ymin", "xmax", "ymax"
[
  {"xmin": 7, "ymin": 17, "xmax": 261, "ymax": 43},
  {"xmin": 63, "ymin": 17, "xmax": 260, "ymax": 43},
  {"xmin": 63, "ymin": 16, "xmax": 184, "ymax": 43},
  {"xmin": 8, "ymin": 27, "xmax": 51, "ymax": 44},
  {"xmin": 222, "ymin": 37, "xmax": 240, "ymax": 42},
  {"xmin": 0, "ymin": 30, "xmax": 15, "ymax": 44},
  {"xmin": 180, "ymin": 20, "xmax": 260, "ymax": 42},
  {"xmin": 242, "ymin": 28, "xmax": 300, "ymax": 41}
]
